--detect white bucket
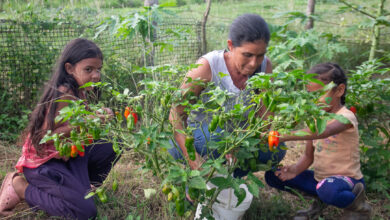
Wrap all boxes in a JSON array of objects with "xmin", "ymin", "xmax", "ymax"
[{"xmin": 194, "ymin": 181, "xmax": 253, "ymax": 220}]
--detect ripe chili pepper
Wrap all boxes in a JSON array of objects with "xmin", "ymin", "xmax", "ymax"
[
  {"xmin": 124, "ymin": 107, "xmax": 138, "ymax": 125},
  {"xmin": 268, "ymin": 131, "xmax": 280, "ymax": 152},
  {"xmin": 349, "ymin": 106, "xmax": 357, "ymax": 114},
  {"xmin": 87, "ymin": 134, "xmax": 93, "ymax": 144},
  {"xmin": 147, "ymin": 137, "xmax": 151, "ymax": 145},
  {"xmin": 77, "ymin": 145, "xmax": 85, "ymax": 157},
  {"xmin": 70, "ymin": 145, "xmax": 78, "ymax": 158},
  {"xmin": 185, "ymin": 136, "xmax": 196, "ymax": 161}
]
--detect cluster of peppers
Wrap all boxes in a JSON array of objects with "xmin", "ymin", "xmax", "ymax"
[{"xmin": 162, "ymin": 183, "xmax": 186, "ymax": 216}]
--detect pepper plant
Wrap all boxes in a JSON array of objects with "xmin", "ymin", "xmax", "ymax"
[{"xmin": 40, "ymin": 63, "xmax": 351, "ymax": 218}]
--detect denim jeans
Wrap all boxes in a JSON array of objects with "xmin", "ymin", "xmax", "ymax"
[{"xmin": 265, "ymin": 169, "xmax": 365, "ymax": 208}]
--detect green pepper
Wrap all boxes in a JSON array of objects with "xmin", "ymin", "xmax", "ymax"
[
  {"xmin": 127, "ymin": 115, "xmax": 134, "ymax": 130},
  {"xmin": 97, "ymin": 188, "xmax": 108, "ymax": 203},
  {"xmin": 112, "ymin": 179, "xmax": 118, "ymax": 192},
  {"xmin": 262, "ymin": 93, "xmax": 270, "ymax": 108},
  {"xmin": 113, "ymin": 141, "xmax": 121, "ymax": 154},
  {"xmin": 218, "ymin": 115, "xmax": 225, "ymax": 128},
  {"xmin": 92, "ymin": 128, "xmax": 101, "ymax": 140},
  {"xmin": 185, "ymin": 136, "xmax": 196, "ymax": 161},
  {"xmin": 306, "ymin": 121, "xmax": 316, "ymax": 133},
  {"xmin": 70, "ymin": 130, "xmax": 77, "ymax": 142},
  {"xmin": 209, "ymin": 114, "xmax": 219, "ymax": 132},
  {"xmin": 175, "ymin": 199, "xmax": 185, "ymax": 216},
  {"xmin": 249, "ymin": 158, "xmax": 257, "ymax": 172}
]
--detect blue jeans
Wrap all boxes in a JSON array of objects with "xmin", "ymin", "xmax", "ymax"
[
  {"xmin": 265, "ymin": 170, "xmax": 365, "ymax": 208},
  {"xmin": 169, "ymin": 122, "xmax": 286, "ymax": 178}
]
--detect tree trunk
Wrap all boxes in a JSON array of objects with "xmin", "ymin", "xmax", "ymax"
[
  {"xmin": 144, "ymin": 0, "xmax": 158, "ymax": 6},
  {"xmin": 201, "ymin": 0, "xmax": 211, "ymax": 54},
  {"xmin": 369, "ymin": 0, "xmax": 386, "ymax": 61},
  {"xmin": 305, "ymin": 0, "xmax": 315, "ymax": 30}
]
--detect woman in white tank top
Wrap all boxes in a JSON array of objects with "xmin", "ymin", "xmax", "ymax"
[{"xmin": 169, "ymin": 14, "xmax": 285, "ymax": 175}]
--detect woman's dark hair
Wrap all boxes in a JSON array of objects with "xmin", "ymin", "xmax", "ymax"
[
  {"xmin": 23, "ymin": 38, "xmax": 103, "ymax": 153},
  {"xmin": 229, "ymin": 13, "xmax": 270, "ymax": 47},
  {"xmin": 308, "ymin": 62, "xmax": 347, "ymax": 105}
]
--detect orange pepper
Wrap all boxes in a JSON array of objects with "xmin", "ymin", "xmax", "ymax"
[
  {"xmin": 268, "ymin": 131, "xmax": 280, "ymax": 152},
  {"xmin": 70, "ymin": 145, "xmax": 78, "ymax": 158}
]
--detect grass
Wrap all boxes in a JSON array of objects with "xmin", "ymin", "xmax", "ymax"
[{"xmin": 1, "ymin": 140, "xmax": 389, "ymax": 219}]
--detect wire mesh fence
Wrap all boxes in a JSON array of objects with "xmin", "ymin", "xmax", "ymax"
[{"xmin": 0, "ymin": 18, "xmax": 202, "ymax": 111}]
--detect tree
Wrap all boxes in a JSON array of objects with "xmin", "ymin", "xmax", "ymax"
[
  {"xmin": 305, "ymin": 0, "xmax": 316, "ymax": 30},
  {"xmin": 338, "ymin": 0, "xmax": 390, "ymax": 60},
  {"xmin": 201, "ymin": 0, "xmax": 211, "ymax": 54}
]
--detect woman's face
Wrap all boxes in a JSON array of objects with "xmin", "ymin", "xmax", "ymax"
[
  {"xmin": 66, "ymin": 57, "xmax": 102, "ymax": 90},
  {"xmin": 228, "ymin": 39, "xmax": 267, "ymax": 76}
]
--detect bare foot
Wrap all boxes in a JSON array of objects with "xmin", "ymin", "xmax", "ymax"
[{"xmin": 12, "ymin": 175, "xmax": 28, "ymax": 200}]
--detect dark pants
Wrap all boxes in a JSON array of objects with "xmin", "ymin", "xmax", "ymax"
[
  {"xmin": 265, "ymin": 170, "xmax": 365, "ymax": 208},
  {"xmin": 24, "ymin": 141, "xmax": 119, "ymax": 219},
  {"xmin": 169, "ymin": 122, "xmax": 286, "ymax": 178}
]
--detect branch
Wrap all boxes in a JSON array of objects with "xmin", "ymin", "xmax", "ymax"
[{"xmin": 338, "ymin": 0, "xmax": 377, "ymax": 19}]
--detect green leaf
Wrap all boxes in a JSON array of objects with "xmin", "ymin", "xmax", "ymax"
[
  {"xmin": 232, "ymin": 183, "xmax": 246, "ymax": 207},
  {"xmin": 189, "ymin": 176, "xmax": 207, "ymax": 189},
  {"xmin": 218, "ymin": 72, "xmax": 229, "ymax": 78},
  {"xmin": 190, "ymin": 170, "xmax": 201, "ymax": 177},
  {"xmin": 333, "ymin": 114, "xmax": 350, "ymax": 124},
  {"xmin": 247, "ymin": 172, "xmax": 264, "ymax": 188},
  {"xmin": 210, "ymin": 176, "xmax": 232, "ymax": 190},
  {"xmin": 247, "ymin": 181, "xmax": 260, "ymax": 198},
  {"xmin": 316, "ymin": 118, "xmax": 327, "ymax": 134}
]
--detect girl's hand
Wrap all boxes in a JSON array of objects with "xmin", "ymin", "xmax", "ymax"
[{"xmin": 275, "ymin": 165, "xmax": 298, "ymax": 181}]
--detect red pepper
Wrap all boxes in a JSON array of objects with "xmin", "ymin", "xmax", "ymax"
[
  {"xmin": 349, "ymin": 106, "xmax": 357, "ymax": 114},
  {"xmin": 87, "ymin": 134, "xmax": 93, "ymax": 145},
  {"xmin": 268, "ymin": 131, "xmax": 280, "ymax": 152},
  {"xmin": 124, "ymin": 107, "xmax": 138, "ymax": 125},
  {"xmin": 78, "ymin": 145, "xmax": 85, "ymax": 157},
  {"xmin": 70, "ymin": 145, "xmax": 78, "ymax": 158}
]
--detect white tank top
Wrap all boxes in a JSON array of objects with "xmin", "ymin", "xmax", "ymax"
[{"xmin": 188, "ymin": 50, "xmax": 267, "ymax": 126}]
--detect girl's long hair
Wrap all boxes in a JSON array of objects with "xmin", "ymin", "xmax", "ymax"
[{"xmin": 22, "ymin": 38, "xmax": 103, "ymax": 154}]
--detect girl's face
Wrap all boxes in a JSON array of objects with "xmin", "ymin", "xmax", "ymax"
[
  {"xmin": 306, "ymin": 75, "xmax": 345, "ymax": 112},
  {"xmin": 66, "ymin": 57, "xmax": 102, "ymax": 90},
  {"xmin": 227, "ymin": 39, "xmax": 267, "ymax": 76}
]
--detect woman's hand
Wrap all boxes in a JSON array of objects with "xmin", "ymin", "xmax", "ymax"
[
  {"xmin": 275, "ymin": 165, "xmax": 298, "ymax": 181},
  {"xmin": 188, "ymin": 153, "xmax": 205, "ymax": 170},
  {"xmin": 96, "ymin": 107, "xmax": 114, "ymax": 122}
]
